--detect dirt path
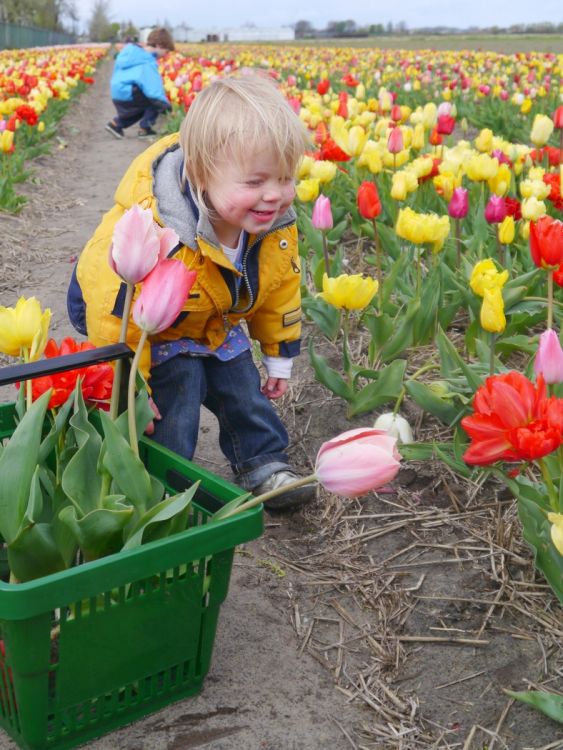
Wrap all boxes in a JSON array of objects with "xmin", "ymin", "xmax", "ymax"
[{"xmin": 0, "ymin": 54, "xmax": 562, "ymax": 750}]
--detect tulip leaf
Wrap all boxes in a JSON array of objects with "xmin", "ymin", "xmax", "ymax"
[
  {"xmin": 405, "ymin": 381, "xmax": 461, "ymax": 426},
  {"xmin": 504, "ymin": 690, "xmax": 563, "ymax": 724},
  {"xmin": 211, "ymin": 491, "xmax": 253, "ymax": 522},
  {"xmin": 515, "ymin": 492, "xmax": 563, "ymax": 604},
  {"xmin": 59, "ymin": 503, "xmax": 134, "ymax": 562},
  {"xmin": 99, "ymin": 409, "xmax": 153, "ymax": 512},
  {"xmin": 7, "ymin": 522, "xmax": 67, "ymax": 583},
  {"xmin": 0, "ymin": 389, "xmax": 51, "ymax": 543},
  {"xmin": 38, "ymin": 392, "xmax": 74, "ymax": 464},
  {"xmin": 436, "ymin": 327, "xmax": 482, "ymax": 391},
  {"xmin": 61, "ymin": 388, "xmax": 103, "ymax": 516},
  {"xmin": 308, "ymin": 339, "xmax": 353, "ymax": 400},
  {"xmin": 379, "ymin": 298, "xmax": 420, "ymax": 362},
  {"xmin": 364, "ymin": 312, "xmax": 394, "ymax": 364},
  {"xmin": 412, "ymin": 264, "xmax": 441, "ymax": 345},
  {"xmin": 122, "ymin": 488, "xmax": 197, "ymax": 551},
  {"xmin": 348, "ymin": 359, "xmax": 407, "ymax": 417}
]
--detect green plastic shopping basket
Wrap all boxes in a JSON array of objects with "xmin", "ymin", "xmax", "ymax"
[{"xmin": 0, "ymin": 344, "xmax": 263, "ymax": 750}]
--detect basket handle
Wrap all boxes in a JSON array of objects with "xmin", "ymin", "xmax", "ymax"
[{"xmin": 0, "ymin": 343, "xmax": 134, "ymax": 387}]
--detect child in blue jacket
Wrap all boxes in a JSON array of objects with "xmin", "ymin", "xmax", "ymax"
[{"xmin": 105, "ymin": 28, "xmax": 174, "ymax": 140}]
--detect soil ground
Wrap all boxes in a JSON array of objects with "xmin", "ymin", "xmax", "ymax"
[{"xmin": 0, "ymin": 56, "xmax": 561, "ymax": 750}]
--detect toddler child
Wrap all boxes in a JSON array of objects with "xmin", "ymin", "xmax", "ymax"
[{"xmin": 69, "ymin": 73, "xmax": 315, "ymax": 510}]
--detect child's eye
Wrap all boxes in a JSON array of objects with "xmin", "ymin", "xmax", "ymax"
[{"xmin": 246, "ymin": 179, "xmax": 262, "ymax": 187}]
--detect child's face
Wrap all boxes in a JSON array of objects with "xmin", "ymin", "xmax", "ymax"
[{"xmin": 205, "ymin": 147, "xmax": 296, "ymax": 248}]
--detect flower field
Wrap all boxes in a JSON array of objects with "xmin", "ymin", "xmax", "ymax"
[{"xmin": 0, "ymin": 39, "xmax": 562, "ymax": 743}]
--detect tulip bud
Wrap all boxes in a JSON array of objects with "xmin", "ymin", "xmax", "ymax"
[
  {"xmin": 311, "ymin": 194, "xmax": 333, "ymax": 231},
  {"xmin": 357, "ymin": 181, "xmax": 382, "ymax": 219},
  {"xmin": 373, "ymin": 413, "xmax": 413, "ymax": 443},
  {"xmin": 534, "ymin": 328, "xmax": 563, "ymax": 384},
  {"xmin": 387, "ymin": 126, "xmax": 404, "ymax": 154},
  {"xmin": 448, "ymin": 187, "xmax": 469, "ymax": 219},
  {"xmin": 553, "ymin": 106, "xmax": 563, "ymax": 130}
]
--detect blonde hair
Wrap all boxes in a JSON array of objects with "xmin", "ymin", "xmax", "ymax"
[{"xmin": 179, "ymin": 74, "xmax": 310, "ymax": 210}]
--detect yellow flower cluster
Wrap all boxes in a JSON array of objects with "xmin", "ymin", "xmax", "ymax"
[{"xmin": 395, "ymin": 207, "xmax": 450, "ymax": 253}]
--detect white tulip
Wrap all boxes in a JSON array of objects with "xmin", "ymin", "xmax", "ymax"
[{"xmin": 373, "ymin": 413, "xmax": 414, "ymax": 443}]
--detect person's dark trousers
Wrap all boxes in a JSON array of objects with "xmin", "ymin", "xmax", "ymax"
[
  {"xmin": 112, "ymin": 85, "xmax": 168, "ymax": 130},
  {"xmin": 149, "ymin": 351, "xmax": 291, "ymax": 489}
]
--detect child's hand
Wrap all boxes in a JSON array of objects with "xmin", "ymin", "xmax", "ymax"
[
  {"xmin": 261, "ymin": 377, "xmax": 288, "ymax": 400},
  {"xmin": 144, "ymin": 397, "xmax": 162, "ymax": 435}
]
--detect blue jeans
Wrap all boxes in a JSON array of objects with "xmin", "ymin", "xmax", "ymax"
[
  {"xmin": 149, "ymin": 351, "xmax": 290, "ymax": 489},
  {"xmin": 113, "ymin": 85, "xmax": 170, "ymax": 130}
]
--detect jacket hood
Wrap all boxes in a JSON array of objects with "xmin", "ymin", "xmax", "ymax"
[{"xmin": 114, "ymin": 43, "xmax": 156, "ymax": 71}]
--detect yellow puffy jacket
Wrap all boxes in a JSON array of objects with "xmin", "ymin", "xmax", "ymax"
[{"xmin": 69, "ymin": 133, "xmax": 302, "ymax": 381}]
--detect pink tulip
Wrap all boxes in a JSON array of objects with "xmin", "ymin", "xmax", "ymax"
[
  {"xmin": 109, "ymin": 204, "xmax": 179, "ymax": 285},
  {"xmin": 315, "ymin": 428, "xmax": 402, "ymax": 498},
  {"xmin": 311, "ymin": 194, "xmax": 333, "ymax": 231},
  {"xmin": 448, "ymin": 187, "xmax": 469, "ymax": 219},
  {"xmin": 484, "ymin": 195, "xmax": 507, "ymax": 224},
  {"xmin": 534, "ymin": 329, "xmax": 563, "ymax": 384},
  {"xmin": 133, "ymin": 260, "xmax": 197, "ymax": 335},
  {"xmin": 387, "ymin": 126, "xmax": 404, "ymax": 154}
]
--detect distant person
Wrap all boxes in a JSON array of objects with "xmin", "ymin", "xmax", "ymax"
[{"xmin": 105, "ymin": 27, "xmax": 174, "ymax": 140}]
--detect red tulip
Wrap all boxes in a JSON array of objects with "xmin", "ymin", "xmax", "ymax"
[
  {"xmin": 529, "ymin": 216, "xmax": 563, "ymax": 270},
  {"xmin": 357, "ymin": 181, "xmax": 382, "ymax": 220},
  {"xmin": 553, "ymin": 105, "xmax": 563, "ymax": 129},
  {"xmin": 315, "ymin": 428, "xmax": 402, "ymax": 497},
  {"xmin": 461, "ymin": 372, "xmax": 563, "ymax": 465},
  {"xmin": 316, "ymin": 79, "xmax": 330, "ymax": 95},
  {"xmin": 319, "ymin": 137, "xmax": 350, "ymax": 162},
  {"xmin": 30, "ymin": 338, "xmax": 114, "ymax": 408},
  {"xmin": 504, "ymin": 196, "xmax": 522, "ymax": 220},
  {"xmin": 437, "ymin": 114, "xmax": 456, "ymax": 135},
  {"xmin": 133, "ymin": 260, "xmax": 197, "ymax": 335}
]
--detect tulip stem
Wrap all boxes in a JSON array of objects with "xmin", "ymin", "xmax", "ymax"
[
  {"xmin": 372, "ymin": 218, "xmax": 382, "ymax": 312},
  {"xmin": 455, "ymin": 218, "xmax": 461, "ymax": 267},
  {"xmin": 127, "ymin": 328, "xmax": 149, "ymax": 457},
  {"xmin": 547, "ymin": 271, "xmax": 553, "ymax": 330},
  {"xmin": 489, "ymin": 333, "xmax": 496, "ymax": 376},
  {"xmin": 109, "ymin": 282, "xmax": 134, "ymax": 421},
  {"xmin": 537, "ymin": 458, "xmax": 559, "ymax": 512},
  {"xmin": 322, "ymin": 232, "xmax": 331, "ymax": 277},
  {"xmin": 342, "ymin": 311, "xmax": 353, "ymax": 386},
  {"xmin": 495, "ymin": 229, "xmax": 504, "ymax": 267},
  {"xmin": 218, "ymin": 474, "xmax": 318, "ymax": 520}
]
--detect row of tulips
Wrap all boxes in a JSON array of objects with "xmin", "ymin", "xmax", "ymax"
[{"xmin": 0, "ymin": 44, "xmax": 106, "ymax": 211}]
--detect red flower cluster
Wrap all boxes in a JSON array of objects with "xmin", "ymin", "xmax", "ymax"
[
  {"xmin": 319, "ymin": 137, "xmax": 350, "ymax": 162},
  {"xmin": 15, "ymin": 105, "xmax": 39, "ymax": 126},
  {"xmin": 30, "ymin": 338, "xmax": 114, "ymax": 409},
  {"xmin": 543, "ymin": 172, "xmax": 563, "ymax": 212},
  {"xmin": 461, "ymin": 372, "xmax": 563, "ymax": 466}
]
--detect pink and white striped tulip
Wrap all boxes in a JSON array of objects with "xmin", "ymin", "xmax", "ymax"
[
  {"xmin": 132, "ymin": 259, "xmax": 197, "ymax": 335},
  {"xmin": 534, "ymin": 328, "xmax": 563, "ymax": 384},
  {"xmin": 109, "ymin": 204, "xmax": 179, "ymax": 285},
  {"xmin": 315, "ymin": 428, "xmax": 402, "ymax": 498}
]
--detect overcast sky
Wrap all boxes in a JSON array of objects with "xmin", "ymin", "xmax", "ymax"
[{"xmin": 73, "ymin": 0, "xmax": 562, "ymax": 32}]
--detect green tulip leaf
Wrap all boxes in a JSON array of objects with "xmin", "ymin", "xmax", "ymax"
[
  {"xmin": 211, "ymin": 491, "xmax": 253, "ymax": 522},
  {"xmin": 504, "ymin": 690, "xmax": 563, "ymax": 724},
  {"xmin": 516, "ymin": 494, "xmax": 563, "ymax": 604},
  {"xmin": 38, "ymin": 391, "xmax": 74, "ymax": 464},
  {"xmin": 412, "ymin": 264, "xmax": 441, "ymax": 344},
  {"xmin": 7, "ymin": 521, "xmax": 67, "ymax": 582},
  {"xmin": 379, "ymin": 298, "xmax": 420, "ymax": 362},
  {"xmin": 348, "ymin": 359, "xmax": 407, "ymax": 416},
  {"xmin": 308, "ymin": 339, "xmax": 353, "ymax": 401},
  {"xmin": 0, "ymin": 390, "xmax": 51, "ymax": 542},
  {"xmin": 59, "ymin": 503, "xmax": 134, "ymax": 562},
  {"xmin": 405, "ymin": 381, "xmax": 461, "ymax": 426},
  {"xmin": 61, "ymin": 388, "xmax": 103, "ymax": 516},
  {"xmin": 436, "ymin": 326, "xmax": 482, "ymax": 390},
  {"xmin": 122, "ymin": 487, "xmax": 197, "ymax": 551},
  {"xmin": 302, "ymin": 295, "xmax": 340, "ymax": 339},
  {"xmin": 99, "ymin": 409, "xmax": 153, "ymax": 513}
]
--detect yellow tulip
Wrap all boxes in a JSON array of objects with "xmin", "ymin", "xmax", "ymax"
[
  {"xmin": 37, "ymin": 121, "xmax": 45, "ymax": 133},
  {"xmin": 382, "ymin": 149, "xmax": 410, "ymax": 169},
  {"xmin": 498, "ymin": 216, "xmax": 515, "ymax": 245},
  {"xmin": 520, "ymin": 98, "xmax": 532, "ymax": 114},
  {"xmin": 488, "ymin": 163, "xmax": 512, "ymax": 196},
  {"xmin": 547, "ymin": 513, "xmax": 563, "ymax": 555},
  {"xmin": 433, "ymin": 173, "xmax": 457, "ymax": 202},
  {"xmin": 521, "ymin": 196, "xmax": 547, "ymax": 222},
  {"xmin": 520, "ymin": 220, "xmax": 531, "ymax": 241},
  {"xmin": 355, "ymin": 83, "xmax": 365, "ymax": 100},
  {"xmin": 412, "ymin": 122, "xmax": 425, "ymax": 150},
  {"xmin": 475, "ymin": 128, "xmax": 494, "ymax": 153},
  {"xmin": 295, "ymin": 178, "xmax": 320, "ymax": 202},
  {"xmin": 465, "ymin": 153, "xmax": 499, "ymax": 182},
  {"xmin": 0, "ymin": 130, "xmax": 14, "ymax": 153},
  {"xmin": 0, "ymin": 297, "xmax": 51, "ymax": 359},
  {"xmin": 530, "ymin": 114, "xmax": 554, "ymax": 147},
  {"xmin": 347, "ymin": 125, "xmax": 368, "ymax": 157},
  {"xmin": 391, "ymin": 172, "xmax": 409, "ymax": 201},
  {"xmin": 297, "ymin": 155, "xmax": 315, "ymax": 179},
  {"xmin": 422, "ymin": 102, "xmax": 437, "ymax": 129},
  {"xmin": 310, "ymin": 160, "xmax": 337, "ymax": 184},
  {"xmin": 395, "ymin": 207, "xmax": 450, "ymax": 250},
  {"xmin": 470, "ymin": 259, "xmax": 509, "ymax": 297},
  {"xmin": 480, "ymin": 287, "xmax": 506, "ymax": 333},
  {"xmin": 519, "ymin": 179, "xmax": 551, "ymax": 201},
  {"xmin": 318, "ymin": 273, "xmax": 378, "ymax": 311}
]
